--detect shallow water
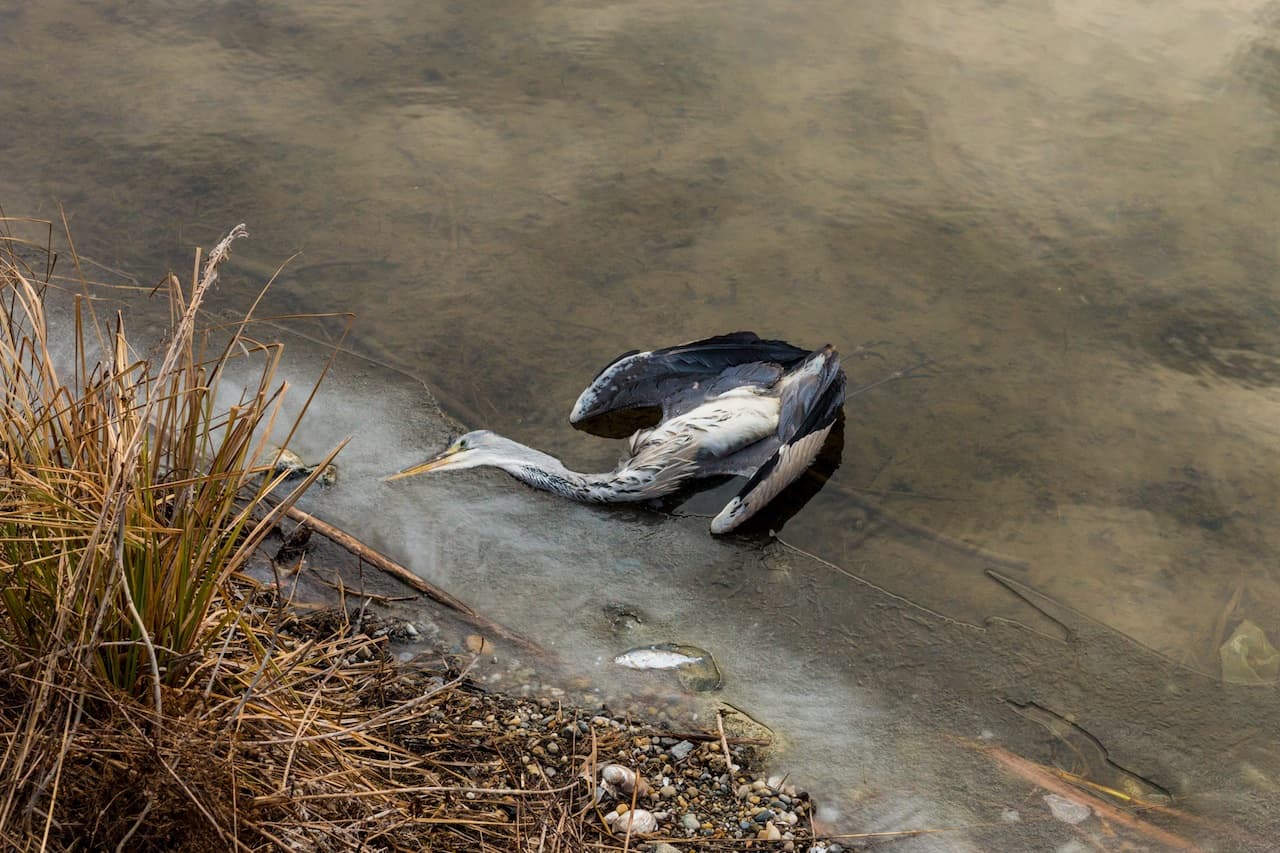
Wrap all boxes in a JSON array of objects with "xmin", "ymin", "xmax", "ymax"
[{"xmin": 6, "ymin": 0, "xmax": 1280, "ymax": 847}]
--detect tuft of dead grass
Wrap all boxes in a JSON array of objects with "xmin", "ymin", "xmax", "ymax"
[
  {"xmin": 0, "ymin": 219, "xmax": 442, "ymax": 850},
  {"xmin": 0, "ymin": 217, "xmax": 798, "ymax": 852}
]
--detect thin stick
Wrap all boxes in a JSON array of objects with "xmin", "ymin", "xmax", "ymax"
[
  {"xmin": 280, "ymin": 505, "xmax": 475, "ymax": 613},
  {"xmin": 715, "ymin": 709, "xmax": 738, "ymax": 775},
  {"xmin": 248, "ymin": 663, "xmax": 470, "ymax": 746},
  {"xmin": 115, "ymin": 513, "xmax": 162, "ymax": 720},
  {"xmin": 114, "ymin": 797, "xmax": 153, "ymax": 853},
  {"xmin": 278, "ymin": 504, "xmax": 550, "ymax": 657},
  {"xmin": 976, "ymin": 742, "xmax": 1201, "ymax": 851},
  {"xmin": 255, "ymin": 777, "xmax": 584, "ymax": 807},
  {"xmin": 654, "ymin": 731, "xmax": 771, "ymax": 747}
]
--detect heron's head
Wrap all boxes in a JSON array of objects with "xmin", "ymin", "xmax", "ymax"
[{"xmin": 384, "ymin": 430, "xmax": 508, "ymax": 481}]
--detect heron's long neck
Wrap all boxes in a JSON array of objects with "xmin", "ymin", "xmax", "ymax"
[
  {"xmin": 492, "ymin": 443, "xmax": 627, "ymax": 503},
  {"xmin": 491, "ymin": 441, "xmax": 669, "ymax": 503}
]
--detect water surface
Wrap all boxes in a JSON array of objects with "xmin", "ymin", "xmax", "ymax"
[{"xmin": 4, "ymin": 1, "xmax": 1280, "ymax": 847}]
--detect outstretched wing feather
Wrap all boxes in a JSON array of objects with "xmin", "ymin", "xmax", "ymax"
[
  {"xmin": 716, "ymin": 360, "xmax": 846, "ymax": 531},
  {"xmin": 574, "ymin": 332, "xmax": 811, "ymax": 427},
  {"xmin": 716, "ymin": 426, "xmax": 834, "ymax": 530}
]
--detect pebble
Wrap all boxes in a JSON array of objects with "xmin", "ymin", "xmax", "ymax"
[
  {"xmin": 464, "ymin": 634, "xmax": 494, "ymax": 655},
  {"xmin": 427, "ymin": 682, "xmax": 815, "ymax": 845},
  {"xmin": 669, "ymin": 740, "xmax": 695, "ymax": 761},
  {"xmin": 276, "ymin": 609, "xmax": 819, "ymax": 846},
  {"xmin": 1044, "ymin": 793, "xmax": 1091, "ymax": 825}
]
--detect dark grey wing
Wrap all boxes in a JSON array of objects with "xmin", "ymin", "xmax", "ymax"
[
  {"xmin": 710, "ymin": 348, "xmax": 846, "ymax": 533},
  {"xmin": 777, "ymin": 345, "xmax": 842, "ymax": 441},
  {"xmin": 570, "ymin": 331, "xmax": 810, "ymax": 431},
  {"xmin": 698, "ymin": 362, "xmax": 786, "ymax": 400}
]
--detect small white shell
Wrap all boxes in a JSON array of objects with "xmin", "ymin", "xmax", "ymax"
[
  {"xmin": 600, "ymin": 764, "xmax": 650, "ymax": 797},
  {"xmin": 605, "ymin": 808, "xmax": 659, "ymax": 834}
]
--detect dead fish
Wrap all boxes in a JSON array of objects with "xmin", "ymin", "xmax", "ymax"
[
  {"xmin": 613, "ymin": 642, "xmax": 723, "ymax": 691},
  {"xmin": 613, "ymin": 643, "xmax": 706, "ymax": 670}
]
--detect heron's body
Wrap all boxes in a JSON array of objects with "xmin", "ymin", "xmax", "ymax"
[{"xmin": 388, "ymin": 332, "xmax": 849, "ymax": 533}]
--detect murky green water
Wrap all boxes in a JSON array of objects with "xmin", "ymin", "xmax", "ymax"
[{"xmin": 5, "ymin": 0, "xmax": 1280, "ymax": 847}]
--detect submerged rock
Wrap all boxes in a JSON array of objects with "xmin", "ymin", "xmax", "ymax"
[
  {"xmin": 268, "ymin": 446, "xmax": 337, "ymax": 486},
  {"xmin": 1043, "ymin": 793, "xmax": 1091, "ymax": 825},
  {"xmin": 1219, "ymin": 619, "xmax": 1280, "ymax": 685}
]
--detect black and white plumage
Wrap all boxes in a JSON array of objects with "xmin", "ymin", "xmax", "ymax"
[{"xmin": 387, "ymin": 332, "xmax": 847, "ymax": 533}]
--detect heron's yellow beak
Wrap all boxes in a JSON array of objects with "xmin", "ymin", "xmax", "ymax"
[{"xmin": 384, "ymin": 446, "xmax": 460, "ymax": 482}]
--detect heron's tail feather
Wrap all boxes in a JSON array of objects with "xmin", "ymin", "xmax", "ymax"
[
  {"xmin": 776, "ymin": 345, "xmax": 844, "ymax": 442},
  {"xmin": 712, "ymin": 347, "xmax": 847, "ymax": 533}
]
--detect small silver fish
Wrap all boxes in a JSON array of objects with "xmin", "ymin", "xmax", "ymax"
[{"xmin": 613, "ymin": 643, "xmax": 705, "ymax": 671}]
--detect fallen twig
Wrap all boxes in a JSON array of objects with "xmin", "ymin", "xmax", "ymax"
[
  {"xmin": 278, "ymin": 504, "xmax": 551, "ymax": 658},
  {"xmin": 974, "ymin": 741, "xmax": 1202, "ymax": 851},
  {"xmin": 715, "ymin": 709, "xmax": 739, "ymax": 775}
]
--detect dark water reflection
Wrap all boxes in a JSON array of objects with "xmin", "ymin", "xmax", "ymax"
[{"xmin": 5, "ymin": 0, "xmax": 1280, "ymax": 847}]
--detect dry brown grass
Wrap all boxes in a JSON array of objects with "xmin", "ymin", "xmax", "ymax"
[{"xmin": 0, "ymin": 216, "xmax": 782, "ymax": 852}]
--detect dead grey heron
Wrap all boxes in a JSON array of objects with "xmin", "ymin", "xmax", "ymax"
[{"xmin": 386, "ymin": 332, "xmax": 852, "ymax": 533}]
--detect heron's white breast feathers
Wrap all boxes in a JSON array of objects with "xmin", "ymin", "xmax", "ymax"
[{"xmin": 629, "ymin": 391, "xmax": 779, "ymax": 460}]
